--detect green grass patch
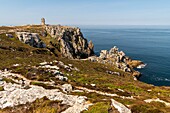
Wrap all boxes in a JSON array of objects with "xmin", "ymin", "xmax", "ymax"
[
  {"xmin": 83, "ymin": 102, "xmax": 110, "ymax": 113},
  {"xmin": 2, "ymin": 78, "xmax": 16, "ymax": 84},
  {"xmin": 0, "ymin": 86, "xmax": 4, "ymax": 91},
  {"xmin": 30, "ymin": 82, "xmax": 56, "ymax": 89}
]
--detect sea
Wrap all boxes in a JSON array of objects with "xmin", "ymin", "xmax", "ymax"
[{"xmin": 79, "ymin": 25, "xmax": 170, "ymax": 86}]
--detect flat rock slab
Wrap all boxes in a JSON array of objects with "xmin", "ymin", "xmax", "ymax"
[{"xmin": 0, "ymin": 83, "xmax": 91, "ymax": 113}]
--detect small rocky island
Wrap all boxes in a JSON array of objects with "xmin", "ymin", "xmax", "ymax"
[{"xmin": 0, "ymin": 18, "xmax": 170, "ymax": 113}]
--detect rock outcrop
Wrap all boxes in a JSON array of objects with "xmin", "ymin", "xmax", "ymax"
[
  {"xmin": 99, "ymin": 46, "xmax": 128, "ymax": 63},
  {"xmin": 0, "ymin": 82, "xmax": 92, "ymax": 112},
  {"xmin": 16, "ymin": 32, "xmax": 46, "ymax": 48},
  {"xmin": 89, "ymin": 46, "xmax": 132, "ymax": 72},
  {"xmin": 111, "ymin": 99, "xmax": 131, "ymax": 113},
  {"xmin": 144, "ymin": 98, "xmax": 170, "ymax": 107},
  {"xmin": 88, "ymin": 46, "xmax": 142, "ymax": 78},
  {"xmin": 45, "ymin": 25, "xmax": 94, "ymax": 59},
  {"xmin": 0, "ymin": 68, "xmax": 92, "ymax": 113}
]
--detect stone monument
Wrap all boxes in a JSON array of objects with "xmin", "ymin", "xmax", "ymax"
[{"xmin": 41, "ymin": 18, "xmax": 45, "ymax": 25}]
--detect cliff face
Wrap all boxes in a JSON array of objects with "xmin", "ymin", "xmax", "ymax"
[
  {"xmin": 0, "ymin": 25, "xmax": 94, "ymax": 59},
  {"xmin": 45, "ymin": 25, "xmax": 94, "ymax": 59}
]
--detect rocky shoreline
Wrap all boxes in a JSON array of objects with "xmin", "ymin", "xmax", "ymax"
[{"xmin": 88, "ymin": 46, "xmax": 143, "ymax": 79}]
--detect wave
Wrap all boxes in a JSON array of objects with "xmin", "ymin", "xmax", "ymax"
[
  {"xmin": 150, "ymin": 75, "xmax": 170, "ymax": 82},
  {"xmin": 142, "ymin": 73, "xmax": 170, "ymax": 82},
  {"xmin": 137, "ymin": 64, "xmax": 147, "ymax": 69},
  {"xmin": 155, "ymin": 77, "xmax": 170, "ymax": 82}
]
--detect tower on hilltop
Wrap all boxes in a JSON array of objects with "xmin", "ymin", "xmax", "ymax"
[{"xmin": 41, "ymin": 18, "xmax": 45, "ymax": 25}]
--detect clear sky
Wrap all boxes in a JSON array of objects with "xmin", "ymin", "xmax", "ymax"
[{"xmin": 0, "ymin": 0, "xmax": 170, "ymax": 26}]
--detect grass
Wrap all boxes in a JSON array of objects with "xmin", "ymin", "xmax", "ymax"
[
  {"xmin": 30, "ymin": 82, "xmax": 56, "ymax": 89},
  {"xmin": 0, "ymin": 33, "xmax": 56, "ymax": 70},
  {"xmin": 131, "ymin": 104, "xmax": 166, "ymax": 113},
  {"xmin": 2, "ymin": 78, "xmax": 16, "ymax": 84},
  {"xmin": 0, "ymin": 86, "xmax": 4, "ymax": 91},
  {"xmin": 83, "ymin": 102, "xmax": 110, "ymax": 113}
]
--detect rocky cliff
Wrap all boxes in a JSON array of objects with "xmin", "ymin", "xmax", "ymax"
[{"xmin": 45, "ymin": 25, "xmax": 94, "ymax": 59}]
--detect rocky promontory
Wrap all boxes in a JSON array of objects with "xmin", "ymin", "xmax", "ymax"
[
  {"xmin": 45, "ymin": 25, "xmax": 94, "ymax": 59},
  {"xmin": 88, "ymin": 46, "xmax": 143, "ymax": 78}
]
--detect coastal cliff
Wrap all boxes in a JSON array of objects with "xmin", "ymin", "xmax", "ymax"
[
  {"xmin": 45, "ymin": 25, "xmax": 94, "ymax": 59},
  {"xmin": 0, "ymin": 22, "xmax": 170, "ymax": 113}
]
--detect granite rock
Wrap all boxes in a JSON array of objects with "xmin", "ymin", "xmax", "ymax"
[
  {"xmin": 16, "ymin": 32, "xmax": 46, "ymax": 48},
  {"xmin": 45, "ymin": 25, "xmax": 94, "ymax": 59}
]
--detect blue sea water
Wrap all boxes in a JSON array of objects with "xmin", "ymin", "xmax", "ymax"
[{"xmin": 79, "ymin": 25, "xmax": 170, "ymax": 86}]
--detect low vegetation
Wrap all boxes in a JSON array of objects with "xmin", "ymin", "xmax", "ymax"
[
  {"xmin": 83, "ymin": 102, "xmax": 110, "ymax": 113},
  {"xmin": 0, "ymin": 25, "xmax": 170, "ymax": 113},
  {"xmin": 0, "ymin": 86, "xmax": 4, "ymax": 91},
  {"xmin": 30, "ymin": 82, "xmax": 56, "ymax": 89}
]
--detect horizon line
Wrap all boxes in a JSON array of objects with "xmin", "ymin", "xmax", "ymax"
[{"xmin": 2, "ymin": 24, "xmax": 170, "ymax": 27}]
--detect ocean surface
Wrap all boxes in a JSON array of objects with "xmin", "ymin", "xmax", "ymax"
[{"xmin": 79, "ymin": 25, "xmax": 170, "ymax": 86}]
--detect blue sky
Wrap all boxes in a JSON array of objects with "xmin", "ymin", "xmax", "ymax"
[{"xmin": 0, "ymin": 0, "xmax": 170, "ymax": 25}]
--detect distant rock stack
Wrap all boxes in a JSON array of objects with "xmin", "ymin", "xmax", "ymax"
[{"xmin": 41, "ymin": 18, "xmax": 45, "ymax": 25}]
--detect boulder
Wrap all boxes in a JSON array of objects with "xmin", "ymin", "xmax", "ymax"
[
  {"xmin": 111, "ymin": 99, "xmax": 131, "ymax": 113},
  {"xmin": 6, "ymin": 34, "xmax": 13, "ymax": 38},
  {"xmin": 62, "ymin": 84, "xmax": 72, "ymax": 93}
]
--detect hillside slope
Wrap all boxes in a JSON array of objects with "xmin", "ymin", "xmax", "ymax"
[{"xmin": 0, "ymin": 25, "xmax": 170, "ymax": 113}]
